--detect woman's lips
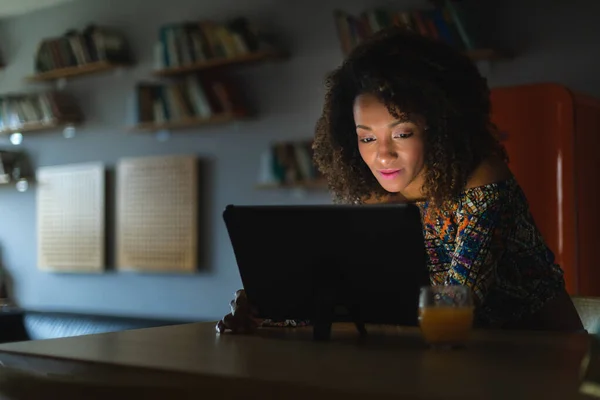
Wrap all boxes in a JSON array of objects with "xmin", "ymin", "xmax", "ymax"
[{"xmin": 378, "ymin": 169, "xmax": 402, "ymax": 180}]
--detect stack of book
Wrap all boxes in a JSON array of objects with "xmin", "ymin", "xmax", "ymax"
[
  {"xmin": 257, "ymin": 140, "xmax": 324, "ymax": 188},
  {"xmin": 134, "ymin": 74, "xmax": 248, "ymax": 125},
  {"xmin": 0, "ymin": 92, "xmax": 82, "ymax": 132},
  {"xmin": 155, "ymin": 17, "xmax": 275, "ymax": 69},
  {"xmin": 34, "ymin": 25, "xmax": 132, "ymax": 73},
  {"xmin": 335, "ymin": 0, "xmax": 478, "ymax": 55}
]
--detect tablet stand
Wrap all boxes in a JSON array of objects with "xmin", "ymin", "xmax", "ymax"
[{"xmin": 312, "ymin": 272, "xmax": 368, "ymax": 341}]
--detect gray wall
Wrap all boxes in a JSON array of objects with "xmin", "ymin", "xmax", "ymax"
[{"xmin": 0, "ymin": 0, "xmax": 594, "ymax": 320}]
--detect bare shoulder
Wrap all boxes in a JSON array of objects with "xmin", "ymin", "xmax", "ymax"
[{"xmin": 465, "ymin": 155, "xmax": 512, "ymax": 190}]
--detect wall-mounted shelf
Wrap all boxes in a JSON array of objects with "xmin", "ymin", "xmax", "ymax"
[
  {"xmin": 131, "ymin": 113, "xmax": 238, "ymax": 133},
  {"xmin": 334, "ymin": 6, "xmax": 507, "ymax": 63},
  {"xmin": 29, "ymin": 25, "xmax": 133, "ymax": 83},
  {"xmin": 465, "ymin": 49, "xmax": 505, "ymax": 62},
  {"xmin": 26, "ymin": 61, "xmax": 130, "ymax": 82},
  {"xmin": 137, "ymin": 18, "xmax": 283, "ymax": 134},
  {"xmin": 153, "ymin": 50, "xmax": 285, "ymax": 77},
  {"xmin": 132, "ymin": 72, "xmax": 250, "ymax": 133},
  {"xmin": 0, "ymin": 120, "xmax": 80, "ymax": 136},
  {"xmin": 0, "ymin": 91, "xmax": 83, "ymax": 142}
]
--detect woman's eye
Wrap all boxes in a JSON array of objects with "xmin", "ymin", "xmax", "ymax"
[
  {"xmin": 359, "ymin": 137, "xmax": 375, "ymax": 143},
  {"xmin": 394, "ymin": 131, "xmax": 414, "ymax": 139}
]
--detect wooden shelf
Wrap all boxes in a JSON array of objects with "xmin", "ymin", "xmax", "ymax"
[
  {"xmin": 131, "ymin": 113, "xmax": 240, "ymax": 132},
  {"xmin": 256, "ymin": 180, "xmax": 328, "ymax": 190},
  {"xmin": 26, "ymin": 61, "xmax": 130, "ymax": 82},
  {"xmin": 465, "ymin": 48, "xmax": 506, "ymax": 62},
  {"xmin": 153, "ymin": 50, "xmax": 286, "ymax": 77},
  {"xmin": 0, "ymin": 120, "xmax": 80, "ymax": 135}
]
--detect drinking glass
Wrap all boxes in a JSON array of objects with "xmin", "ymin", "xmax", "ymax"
[{"xmin": 418, "ymin": 285, "xmax": 474, "ymax": 349}]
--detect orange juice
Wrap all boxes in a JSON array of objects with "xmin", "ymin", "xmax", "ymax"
[{"xmin": 418, "ymin": 306, "xmax": 474, "ymax": 345}]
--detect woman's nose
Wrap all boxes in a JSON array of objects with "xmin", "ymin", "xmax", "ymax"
[{"xmin": 377, "ymin": 141, "xmax": 398, "ymax": 166}]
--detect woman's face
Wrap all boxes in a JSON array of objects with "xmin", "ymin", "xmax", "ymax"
[{"xmin": 353, "ymin": 93, "xmax": 426, "ymax": 198}]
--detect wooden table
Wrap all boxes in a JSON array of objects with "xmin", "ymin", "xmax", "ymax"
[{"xmin": 0, "ymin": 322, "xmax": 593, "ymax": 399}]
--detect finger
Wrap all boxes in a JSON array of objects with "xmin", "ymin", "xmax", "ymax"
[
  {"xmin": 215, "ymin": 320, "xmax": 226, "ymax": 334},
  {"xmin": 223, "ymin": 313, "xmax": 239, "ymax": 333},
  {"xmin": 235, "ymin": 290, "xmax": 249, "ymax": 305}
]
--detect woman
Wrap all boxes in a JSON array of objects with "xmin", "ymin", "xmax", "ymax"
[{"xmin": 217, "ymin": 27, "xmax": 583, "ymax": 333}]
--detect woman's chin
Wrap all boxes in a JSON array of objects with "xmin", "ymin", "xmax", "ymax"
[{"xmin": 377, "ymin": 180, "xmax": 406, "ymax": 194}]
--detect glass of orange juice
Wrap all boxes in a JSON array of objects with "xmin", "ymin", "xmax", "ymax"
[{"xmin": 418, "ymin": 285, "xmax": 474, "ymax": 349}]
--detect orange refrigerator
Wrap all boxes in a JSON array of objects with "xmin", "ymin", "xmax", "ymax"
[{"xmin": 490, "ymin": 82, "xmax": 600, "ymax": 296}]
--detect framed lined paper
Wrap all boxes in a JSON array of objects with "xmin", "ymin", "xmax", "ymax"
[
  {"xmin": 116, "ymin": 155, "xmax": 198, "ymax": 273},
  {"xmin": 36, "ymin": 162, "xmax": 105, "ymax": 273}
]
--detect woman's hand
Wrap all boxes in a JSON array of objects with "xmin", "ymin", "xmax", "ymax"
[{"xmin": 215, "ymin": 289, "xmax": 263, "ymax": 334}]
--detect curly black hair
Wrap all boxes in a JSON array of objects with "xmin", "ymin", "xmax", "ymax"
[{"xmin": 313, "ymin": 26, "xmax": 506, "ymax": 205}]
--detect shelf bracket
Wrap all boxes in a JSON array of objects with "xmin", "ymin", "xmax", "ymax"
[
  {"xmin": 15, "ymin": 178, "xmax": 29, "ymax": 192},
  {"xmin": 9, "ymin": 133, "xmax": 23, "ymax": 146},
  {"xmin": 56, "ymin": 77, "xmax": 67, "ymax": 91},
  {"xmin": 63, "ymin": 125, "xmax": 76, "ymax": 139}
]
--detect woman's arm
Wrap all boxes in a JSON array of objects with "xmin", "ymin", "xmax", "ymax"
[{"xmin": 446, "ymin": 195, "xmax": 506, "ymax": 307}]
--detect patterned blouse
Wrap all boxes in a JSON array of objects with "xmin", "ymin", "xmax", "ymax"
[
  {"xmin": 415, "ymin": 176, "xmax": 565, "ymax": 327},
  {"xmin": 261, "ymin": 176, "xmax": 565, "ymax": 329}
]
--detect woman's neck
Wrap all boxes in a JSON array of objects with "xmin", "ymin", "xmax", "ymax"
[{"xmin": 399, "ymin": 173, "xmax": 427, "ymax": 202}]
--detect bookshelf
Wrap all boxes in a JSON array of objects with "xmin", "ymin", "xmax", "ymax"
[
  {"xmin": 132, "ymin": 17, "xmax": 281, "ymax": 133},
  {"xmin": 334, "ymin": 3, "xmax": 505, "ymax": 62},
  {"xmin": 0, "ymin": 120, "xmax": 80, "ymax": 136},
  {"xmin": 29, "ymin": 25, "xmax": 133, "ymax": 82},
  {"xmin": 27, "ymin": 60, "xmax": 130, "ymax": 82},
  {"xmin": 0, "ymin": 92, "xmax": 83, "ymax": 136},
  {"xmin": 153, "ymin": 50, "xmax": 285, "ymax": 77},
  {"xmin": 131, "ymin": 74, "xmax": 249, "ymax": 132},
  {"xmin": 152, "ymin": 17, "xmax": 281, "ymax": 74}
]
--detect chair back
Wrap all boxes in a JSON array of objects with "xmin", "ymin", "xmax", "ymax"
[{"xmin": 572, "ymin": 296, "xmax": 600, "ymax": 334}]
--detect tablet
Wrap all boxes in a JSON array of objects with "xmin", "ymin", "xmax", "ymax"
[{"xmin": 223, "ymin": 204, "xmax": 429, "ymax": 337}]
